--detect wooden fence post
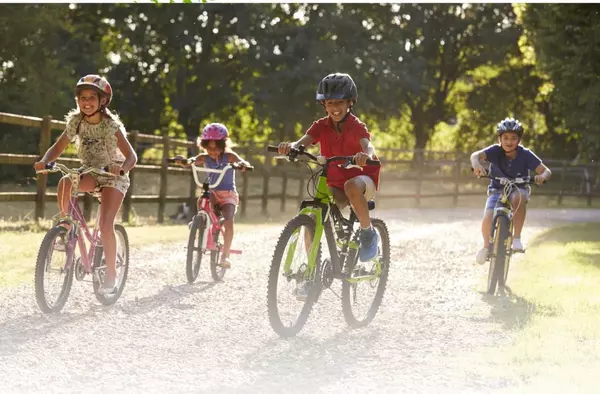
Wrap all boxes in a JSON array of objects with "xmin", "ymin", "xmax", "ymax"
[
  {"xmin": 280, "ymin": 170, "xmax": 288, "ymax": 212},
  {"xmin": 122, "ymin": 130, "xmax": 138, "ymax": 223},
  {"xmin": 415, "ymin": 160, "xmax": 423, "ymax": 208},
  {"xmin": 240, "ymin": 146, "xmax": 250, "ymax": 218},
  {"xmin": 297, "ymin": 177, "xmax": 305, "ymax": 207},
  {"xmin": 453, "ymin": 158, "xmax": 461, "ymax": 207},
  {"xmin": 586, "ymin": 164, "xmax": 593, "ymax": 207},
  {"xmin": 557, "ymin": 160, "xmax": 567, "ymax": 206},
  {"xmin": 35, "ymin": 115, "xmax": 52, "ymax": 220},
  {"xmin": 262, "ymin": 148, "xmax": 271, "ymax": 215},
  {"xmin": 157, "ymin": 133, "xmax": 170, "ymax": 223}
]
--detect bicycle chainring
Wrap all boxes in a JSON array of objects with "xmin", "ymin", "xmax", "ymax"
[
  {"xmin": 320, "ymin": 258, "xmax": 334, "ymax": 289},
  {"xmin": 74, "ymin": 257, "xmax": 85, "ymax": 281}
]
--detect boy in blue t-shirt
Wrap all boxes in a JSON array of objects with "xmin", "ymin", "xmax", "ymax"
[{"xmin": 470, "ymin": 118, "xmax": 552, "ymax": 264}]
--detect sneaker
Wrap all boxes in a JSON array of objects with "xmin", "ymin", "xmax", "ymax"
[
  {"xmin": 218, "ymin": 257, "xmax": 232, "ymax": 269},
  {"xmin": 359, "ymin": 227, "xmax": 379, "ymax": 262},
  {"xmin": 98, "ymin": 277, "xmax": 118, "ymax": 295},
  {"xmin": 476, "ymin": 247, "xmax": 488, "ymax": 265},
  {"xmin": 512, "ymin": 238, "xmax": 524, "ymax": 251},
  {"xmin": 293, "ymin": 281, "xmax": 311, "ymax": 302}
]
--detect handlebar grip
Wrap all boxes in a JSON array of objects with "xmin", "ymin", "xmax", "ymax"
[
  {"xmin": 366, "ymin": 159, "xmax": 380, "ymax": 167},
  {"xmin": 267, "ymin": 146, "xmax": 280, "ymax": 153},
  {"xmin": 45, "ymin": 162, "xmax": 55, "ymax": 170},
  {"xmin": 167, "ymin": 158, "xmax": 179, "ymax": 163}
]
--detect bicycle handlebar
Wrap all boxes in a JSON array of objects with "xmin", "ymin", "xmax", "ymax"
[
  {"xmin": 267, "ymin": 145, "xmax": 381, "ymax": 168},
  {"xmin": 471, "ymin": 168, "xmax": 542, "ymax": 185},
  {"xmin": 36, "ymin": 162, "xmax": 121, "ymax": 177}
]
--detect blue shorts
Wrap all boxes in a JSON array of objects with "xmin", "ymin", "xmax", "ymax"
[{"xmin": 485, "ymin": 187, "xmax": 530, "ymax": 210}]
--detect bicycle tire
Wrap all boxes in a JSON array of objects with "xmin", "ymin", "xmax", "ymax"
[
  {"xmin": 34, "ymin": 226, "xmax": 74, "ymax": 313},
  {"xmin": 341, "ymin": 218, "xmax": 391, "ymax": 328},
  {"xmin": 267, "ymin": 214, "xmax": 322, "ymax": 338},
  {"xmin": 93, "ymin": 224, "xmax": 130, "ymax": 305},
  {"xmin": 210, "ymin": 218, "xmax": 226, "ymax": 282},
  {"xmin": 186, "ymin": 214, "xmax": 206, "ymax": 283},
  {"xmin": 487, "ymin": 216, "xmax": 510, "ymax": 295}
]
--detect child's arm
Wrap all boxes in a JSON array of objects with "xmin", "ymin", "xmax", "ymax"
[
  {"xmin": 227, "ymin": 152, "xmax": 251, "ymax": 167},
  {"xmin": 277, "ymin": 134, "xmax": 315, "ymax": 155},
  {"xmin": 171, "ymin": 153, "xmax": 207, "ymax": 167},
  {"xmin": 534, "ymin": 163, "xmax": 552, "ymax": 184},
  {"xmin": 115, "ymin": 127, "xmax": 138, "ymax": 175},
  {"xmin": 33, "ymin": 131, "xmax": 71, "ymax": 171},
  {"xmin": 470, "ymin": 149, "xmax": 488, "ymax": 176},
  {"xmin": 354, "ymin": 138, "xmax": 377, "ymax": 166}
]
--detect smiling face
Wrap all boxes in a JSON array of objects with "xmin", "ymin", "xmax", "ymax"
[
  {"xmin": 201, "ymin": 139, "xmax": 226, "ymax": 160},
  {"xmin": 499, "ymin": 132, "xmax": 520, "ymax": 153},
  {"xmin": 323, "ymin": 99, "xmax": 351, "ymax": 123},
  {"xmin": 77, "ymin": 88, "xmax": 107, "ymax": 116}
]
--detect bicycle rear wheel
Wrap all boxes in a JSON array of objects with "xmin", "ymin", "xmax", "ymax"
[
  {"xmin": 342, "ymin": 218, "xmax": 390, "ymax": 328},
  {"xmin": 267, "ymin": 214, "xmax": 321, "ymax": 337},
  {"xmin": 186, "ymin": 214, "xmax": 206, "ymax": 283},
  {"xmin": 34, "ymin": 226, "xmax": 74, "ymax": 313},
  {"xmin": 93, "ymin": 224, "xmax": 130, "ymax": 305},
  {"xmin": 210, "ymin": 218, "xmax": 226, "ymax": 282},
  {"xmin": 487, "ymin": 216, "xmax": 510, "ymax": 295}
]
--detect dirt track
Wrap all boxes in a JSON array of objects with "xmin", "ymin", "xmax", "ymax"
[{"xmin": 1, "ymin": 208, "xmax": 599, "ymax": 393}]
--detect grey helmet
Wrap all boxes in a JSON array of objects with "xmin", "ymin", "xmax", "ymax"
[
  {"xmin": 497, "ymin": 117, "xmax": 524, "ymax": 138},
  {"xmin": 316, "ymin": 73, "xmax": 358, "ymax": 104}
]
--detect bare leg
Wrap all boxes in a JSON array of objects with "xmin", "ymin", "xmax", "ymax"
[
  {"xmin": 219, "ymin": 204, "xmax": 236, "ymax": 260},
  {"xmin": 98, "ymin": 187, "xmax": 125, "ymax": 283},
  {"xmin": 481, "ymin": 209, "xmax": 493, "ymax": 248},
  {"xmin": 343, "ymin": 178, "xmax": 370, "ymax": 228},
  {"xmin": 511, "ymin": 191, "xmax": 527, "ymax": 238},
  {"xmin": 57, "ymin": 175, "xmax": 96, "ymax": 217}
]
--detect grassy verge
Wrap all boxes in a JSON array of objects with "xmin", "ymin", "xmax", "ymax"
[
  {"xmin": 483, "ymin": 222, "xmax": 600, "ymax": 391},
  {"xmin": 0, "ymin": 221, "xmax": 275, "ymax": 288}
]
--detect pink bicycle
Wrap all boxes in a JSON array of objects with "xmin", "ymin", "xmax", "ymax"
[
  {"xmin": 34, "ymin": 162, "xmax": 130, "ymax": 313},
  {"xmin": 169, "ymin": 158, "xmax": 252, "ymax": 283}
]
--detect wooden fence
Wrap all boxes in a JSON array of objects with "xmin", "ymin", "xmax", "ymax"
[{"xmin": 1, "ymin": 111, "xmax": 599, "ymax": 223}]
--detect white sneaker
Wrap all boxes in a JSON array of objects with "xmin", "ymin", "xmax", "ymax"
[
  {"xmin": 512, "ymin": 238, "xmax": 524, "ymax": 251},
  {"xmin": 476, "ymin": 247, "xmax": 488, "ymax": 265}
]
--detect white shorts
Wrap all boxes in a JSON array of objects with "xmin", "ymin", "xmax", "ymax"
[{"xmin": 350, "ymin": 175, "xmax": 376, "ymax": 201}]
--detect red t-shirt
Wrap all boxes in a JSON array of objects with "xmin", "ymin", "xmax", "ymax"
[{"xmin": 306, "ymin": 113, "xmax": 381, "ymax": 190}]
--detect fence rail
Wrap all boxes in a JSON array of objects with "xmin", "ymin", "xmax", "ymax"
[{"xmin": 1, "ymin": 111, "xmax": 599, "ymax": 222}]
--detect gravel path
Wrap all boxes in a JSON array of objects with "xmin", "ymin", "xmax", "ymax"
[{"xmin": 1, "ymin": 208, "xmax": 599, "ymax": 393}]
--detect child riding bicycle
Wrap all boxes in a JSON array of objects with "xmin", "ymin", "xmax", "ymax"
[
  {"xmin": 470, "ymin": 117, "xmax": 552, "ymax": 265},
  {"xmin": 277, "ymin": 72, "xmax": 381, "ymax": 263},
  {"xmin": 33, "ymin": 74, "xmax": 137, "ymax": 295},
  {"xmin": 172, "ymin": 123, "xmax": 251, "ymax": 269}
]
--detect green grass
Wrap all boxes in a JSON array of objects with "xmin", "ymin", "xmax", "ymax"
[
  {"xmin": 482, "ymin": 223, "xmax": 600, "ymax": 391},
  {"xmin": 0, "ymin": 221, "xmax": 272, "ymax": 288}
]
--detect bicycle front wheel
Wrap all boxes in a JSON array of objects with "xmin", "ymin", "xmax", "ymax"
[
  {"xmin": 341, "ymin": 218, "xmax": 391, "ymax": 328},
  {"xmin": 186, "ymin": 214, "xmax": 206, "ymax": 283},
  {"xmin": 93, "ymin": 224, "xmax": 130, "ymax": 305},
  {"xmin": 34, "ymin": 226, "xmax": 74, "ymax": 313},
  {"xmin": 487, "ymin": 216, "xmax": 510, "ymax": 295},
  {"xmin": 267, "ymin": 214, "xmax": 322, "ymax": 337}
]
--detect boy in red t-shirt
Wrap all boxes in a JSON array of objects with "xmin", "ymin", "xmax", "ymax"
[{"xmin": 278, "ymin": 73, "xmax": 381, "ymax": 263}]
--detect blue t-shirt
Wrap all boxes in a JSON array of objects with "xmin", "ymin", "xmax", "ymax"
[
  {"xmin": 483, "ymin": 145, "xmax": 542, "ymax": 190},
  {"xmin": 205, "ymin": 153, "xmax": 235, "ymax": 191}
]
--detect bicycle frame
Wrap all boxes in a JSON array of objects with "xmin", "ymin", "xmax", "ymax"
[
  {"xmin": 281, "ymin": 158, "xmax": 378, "ymax": 284},
  {"xmin": 190, "ymin": 164, "xmax": 241, "ymax": 255},
  {"xmin": 62, "ymin": 173, "xmax": 103, "ymax": 275}
]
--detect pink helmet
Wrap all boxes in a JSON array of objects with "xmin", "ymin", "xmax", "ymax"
[{"xmin": 201, "ymin": 123, "xmax": 228, "ymax": 140}]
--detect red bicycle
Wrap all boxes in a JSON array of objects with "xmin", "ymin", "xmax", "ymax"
[
  {"xmin": 34, "ymin": 162, "xmax": 130, "ymax": 313},
  {"xmin": 169, "ymin": 158, "xmax": 252, "ymax": 282}
]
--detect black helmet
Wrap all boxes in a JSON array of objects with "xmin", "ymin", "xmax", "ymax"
[
  {"xmin": 316, "ymin": 73, "xmax": 358, "ymax": 104},
  {"xmin": 497, "ymin": 117, "xmax": 524, "ymax": 138}
]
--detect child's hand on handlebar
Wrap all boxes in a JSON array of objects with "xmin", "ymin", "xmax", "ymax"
[
  {"xmin": 353, "ymin": 152, "xmax": 371, "ymax": 167},
  {"xmin": 171, "ymin": 155, "xmax": 190, "ymax": 167},
  {"xmin": 33, "ymin": 160, "xmax": 47, "ymax": 172},
  {"xmin": 473, "ymin": 166, "xmax": 487, "ymax": 177},
  {"xmin": 534, "ymin": 174, "xmax": 546, "ymax": 185},
  {"xmin": 277, "ymin": 142, "xmax": 294, "ymax": 155}
]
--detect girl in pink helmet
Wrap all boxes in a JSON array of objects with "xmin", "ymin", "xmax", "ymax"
[
  {"xmin": 34, "ymin": 74, "xmax": 138, "ymax": 295},
  {"xmin": 173, "ymin": 123, "xmax": 252, "ymax": 269}
]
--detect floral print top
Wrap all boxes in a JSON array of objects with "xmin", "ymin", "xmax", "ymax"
[{"xmin": 64, "ymin": 113, "xmax": 126, "ymax": 168}]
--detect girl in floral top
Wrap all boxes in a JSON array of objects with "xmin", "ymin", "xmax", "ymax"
[{"xmin": 34, "ymin": 75, "xmax": 138, "ymax": 295}]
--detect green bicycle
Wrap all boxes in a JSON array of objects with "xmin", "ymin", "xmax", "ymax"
[{"xmin": 266, "ymin": 145, "xmax": 391, "ymax": 337}]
